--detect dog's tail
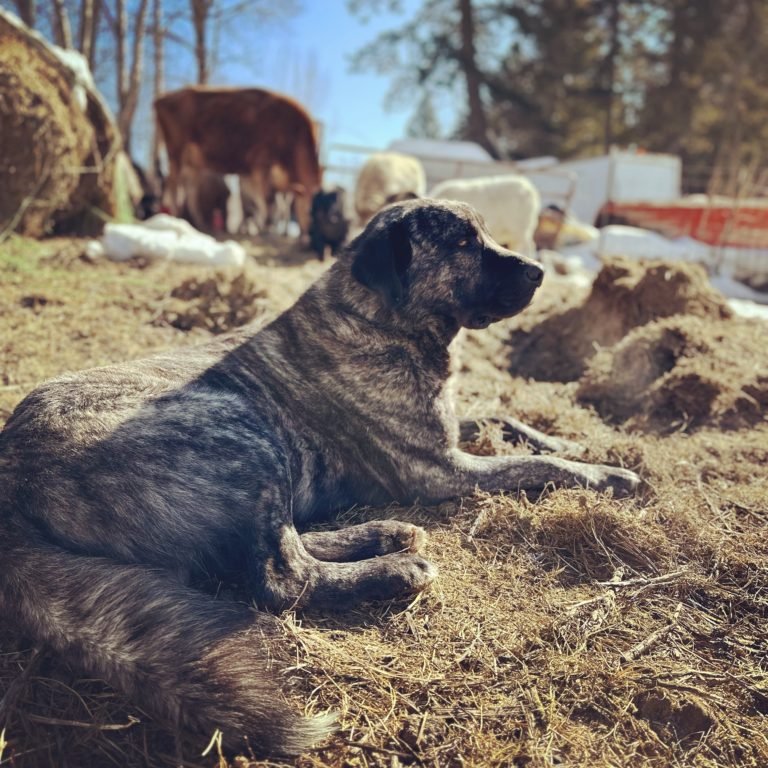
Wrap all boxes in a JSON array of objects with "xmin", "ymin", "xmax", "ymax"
[{"xmin": 1, "ymin": 537, "xmax": 336, "ymax": 756}]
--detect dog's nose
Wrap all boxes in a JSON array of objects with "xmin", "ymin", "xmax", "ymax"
[{"xmin": 525, "ymin": 264, "xmax": 544, "ymax": 286}]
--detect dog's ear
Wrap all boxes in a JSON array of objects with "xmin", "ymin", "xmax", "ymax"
[{"xmin": 350, "ymin": 219, "xmax": 413, "ymax": 308}]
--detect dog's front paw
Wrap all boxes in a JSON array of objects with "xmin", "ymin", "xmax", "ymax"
[
  {"xmin": 586, "ymin": 465, "xmax": 641, "ymax": 497},
  {"xmin": 395, "ymin": 554, "xmax": 438, "ymax": 594},
  {"xmin": 370, "ymin": 554, "xmax": 438, "ymax": 601},
  {"xmin": 403, "ymin": 523, "xmax": 428, "ymax": 554},
  {"xmin": 370, "ymin": 520, "xmax": 428, "ymax": 555}
]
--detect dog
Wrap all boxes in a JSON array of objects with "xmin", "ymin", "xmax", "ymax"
[
  {"xmin": 309, "ymin": 186, "xmax": 350, "ymax": 260},
  {"xmin": 0, "ymin": 199, "xmax": 639, "ymax": 757}
]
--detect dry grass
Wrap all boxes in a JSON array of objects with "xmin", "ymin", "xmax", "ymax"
[{"xmin": 1, "ymin": 238, "xmax": 767, "ymax": 768}]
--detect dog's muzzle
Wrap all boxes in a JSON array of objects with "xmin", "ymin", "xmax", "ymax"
[{"xmin": 479, "ymin": 249, "xmax": 543, "ymax": 321}]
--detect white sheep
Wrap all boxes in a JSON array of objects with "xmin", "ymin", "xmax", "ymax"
[
  {"xmin": 354, "ymin": 152, "xmax": 426, "ymax": 224},
  {"xmin": 429, "ymin": 174, "xmax": 541, "ymax": 256}
]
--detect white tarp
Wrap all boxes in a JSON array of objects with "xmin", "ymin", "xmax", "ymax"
[
  {"xmin": 555, "ymin": 150, "xmax": 682, "ymax": 224},
  {"xmin": 95, "ymin": 214, "xmax": 246, "ymax": 267}
]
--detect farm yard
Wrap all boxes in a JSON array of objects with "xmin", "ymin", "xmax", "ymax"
[
  {"xmin": 3, "ymin": 0, "xmax": 768, "ymax": 766},
  {"xmin": 1, "ymin": 233, "xmax": 766, "ymax": 768}
]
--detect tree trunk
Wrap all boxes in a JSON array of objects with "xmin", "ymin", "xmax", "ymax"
[
  {"xmin": 13, "ymin": 0, "xmax": 36, "ymax": 28},
  {"xmin": 51, "ymin": 0, "xmax": 72, "ymax": 48},
  {"xmin": 707, "ymin": 0, "xmax": 753, "ymax": 196},
  {"xmin": 457, "ymin": 0, "xmax": 496, "ymax": 158},
  {"xmin": 191, "ymin": 0, "xmax": 211, "ymax": 84},
  {"xmin": 117, "ymin": 0, "xmax": 150, "ymax": 152},
  {"xmin": 602, "ymin": 0, "xmax": 620, "ymax": 152},
  {"xmin": 77, "ymin": 0, "xmax": 95, "ymax": 64},
  {"xmin": 88, "ymin": 0, "xmax": 102, "ymax": 70},
  {"xmin": 116, "ymin": 0, "xmax": 127, "ymax": 109},
  {"xmin": 151, "ymin": 0, "xmax": 165, "ymax": 174}
]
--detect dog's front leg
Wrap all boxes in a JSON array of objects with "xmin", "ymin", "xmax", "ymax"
[
  {"xmin": 459, "ymin": 417, "xmax": 584, "ymax": 455},
  {"xmin": 416, "ymin": 449, "xmax": 640, "ymax": 501},
  {"xmin": 300, "ymin": 520, "xmax": 427, "ymax": 562},
  {"xmin": 247, "ymin": 500, "xmax": 436, "ymax": 612}
]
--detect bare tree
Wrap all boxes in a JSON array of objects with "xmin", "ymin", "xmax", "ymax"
[
  {"xmin": 114, "ymin": 0, "xmax": 150, "ymax": 150},
  {"xmin": 190, "ymin": 0, "xmax": 213, "ymax": 84},
  {"xmin": 350, "ymin": 0, "xmax": 499, "ymax": 156},
  {"xmin": 12, "ymin": 0, "xmax": 36, "ymax": 28},
  {"xmin": 116, "ymin": 0, "xmax": 127, "ymax": 106},
  {"xmin": 51, "ymin": 0, "xmax": 73, "ymax": 47},
  {"xmin": 188, "ymin": 0, "xmax": 300, "ymax": 86},
  {"xmin": 78, "ymin": 0, "xmax": 102, "ymax": 69},
  {"xmin": 150, "ymin": 0, "xmax": 165, "ymax": 172}
]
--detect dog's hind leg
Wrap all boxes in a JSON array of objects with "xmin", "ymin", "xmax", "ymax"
[
  {"xmin": 460, "ymin": 417, "xmax": 584, "ymax": 456},
  {"xmin": 1, "ymin": 539, "xmax": 335, "ymax": 756},
  {"xmin": 300, "ymin": 520, "xmax": 426, "ymax": 562}
]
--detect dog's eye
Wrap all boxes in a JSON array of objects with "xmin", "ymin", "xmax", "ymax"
[{"xmin": 457, "ymin": 235, "xmax": 480, "ymax": 249}]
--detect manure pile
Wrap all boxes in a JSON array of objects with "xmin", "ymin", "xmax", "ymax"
[
  {"xmin": 157, "ymin": 272, "xmax": 268, "ymax": 334},
  {"xmin": 1, "ymin": 244, "xmax": 767, "ymax": 768}
]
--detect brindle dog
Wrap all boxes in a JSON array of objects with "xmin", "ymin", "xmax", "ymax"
[{"xmin": 0, "ymin": 199, "xmax": 639, "ymax": 756}]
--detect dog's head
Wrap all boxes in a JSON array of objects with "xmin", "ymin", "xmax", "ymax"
[{"xmin": 346, "ymin": 198, "xmax": 543, "ymax": 331}]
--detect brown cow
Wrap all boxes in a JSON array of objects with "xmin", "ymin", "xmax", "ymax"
[{"xmin": 154, "ymin": 86, "xmax": 322, "ymax": 237}]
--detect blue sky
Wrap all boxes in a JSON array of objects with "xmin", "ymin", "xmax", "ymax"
[{"xmin": 217, "ymin": 2, "xmax": 423, "ymax": 149}]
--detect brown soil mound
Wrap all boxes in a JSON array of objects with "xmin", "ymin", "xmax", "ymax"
[
  {"xmin": 507, "ymin": 257, "xmax": 732, "ymax": 382},
  {"xmin": 577, "ymin": 314, "xmax": 768, "ymax": 431},
  {"xmin": 158, "ymin": 272, "xmax": 268, "ymax": 333},
  {"xmin": 0, "ymin": 12, "xmax": 118, "ymax": 237}
]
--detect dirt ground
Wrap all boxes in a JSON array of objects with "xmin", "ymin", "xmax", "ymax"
[{"xmin": 0, "ymin": 236, "xmax": 766, "ymax": 768}]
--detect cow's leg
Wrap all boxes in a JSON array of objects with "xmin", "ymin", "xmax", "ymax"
[
  {"xmin": 178, "ymin": 143, "xmax": 207, "ymax": 229},
  {"xmin": 272, "ymin": 192, "xmax": 294, "ymax": 235},
  {"xmin": 266, "ymin": 166, "xmax": 299, "ymax": 236},
  {"xmin": 163, "ymin": 157, "xmax": 181, "ymax": 215},
  {"xmin": 245, "ymin": 170, "xmax": 269, "ymax": 232},
  {"xmin": 294, "ymin": 190, "xmax": 311, "ymax": 241},
  {"xmin": 181, "ymin": 166, "xmax": 207, "ymax": 232},
  {"xmin": 238, "ymin": 175, "xmax": 258, "ymax": 235}
]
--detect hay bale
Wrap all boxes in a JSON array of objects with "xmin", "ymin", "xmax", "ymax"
[
  {"xmin": 507, "ymin": 257, "xmax": 732, "ymax": 382},
  {"xmin": 0, "ymin": 10, "xmax": 119, "ymax": 237},
  {"xmin": 577, "ymin": 314, "xmax": 768, "ymax": 431}
]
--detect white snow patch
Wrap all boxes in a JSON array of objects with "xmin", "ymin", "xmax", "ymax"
[{"xmin": 552, "ymin": 224, "xmax": 768, "ymax": 315}]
